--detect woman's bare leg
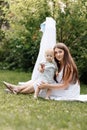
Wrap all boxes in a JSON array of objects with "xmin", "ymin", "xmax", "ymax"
[
  {"xmin": 20, "ymin": 85, "xmax": 34, "ymax": 94},
  {"xmin": 3, "ymin": 81, "xmax": 34, "ymax": 94}
]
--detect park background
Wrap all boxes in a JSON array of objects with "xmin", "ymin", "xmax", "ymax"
[
  {"xmin": 0, "ymin": 0, "xmax": 87, "ymax": 84},
  {"xmin": 0, "ymin": 1, "xmax": 87, "ymax": 130}
]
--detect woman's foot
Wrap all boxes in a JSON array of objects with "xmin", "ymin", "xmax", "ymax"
[{"xmin": 3, "ymin": 81, "xmax": 17, "ymax": 94}]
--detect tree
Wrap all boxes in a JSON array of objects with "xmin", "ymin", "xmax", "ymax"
[
  {"xmin": 0, "ymin": 0, "xmax": 51, "ymax": 71},
  {"xmin": 0, "ymin": 0, "xmax": 9, "ymax": 42},
  {"xmin": 0, "ymin": 0, "xmax": 87, "ymax": 83}
]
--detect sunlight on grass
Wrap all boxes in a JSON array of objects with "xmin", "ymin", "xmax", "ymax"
[{"xmin": 0, "ymin": 70, "xmax": 87, "ymax": 130}]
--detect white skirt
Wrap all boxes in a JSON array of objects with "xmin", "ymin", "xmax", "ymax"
[{"xmin": 39, "ymin": 82, "xmax": 80, "ymax": 100}]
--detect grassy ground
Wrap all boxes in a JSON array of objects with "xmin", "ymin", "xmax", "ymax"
[{"xmin": 0, "ymin": 70, "xmax": 87, "ymax": 130}]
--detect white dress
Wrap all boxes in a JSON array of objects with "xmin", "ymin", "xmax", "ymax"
[{"xmin": 39, "ymin": 68, "xmax": 80, "ymax": 101}]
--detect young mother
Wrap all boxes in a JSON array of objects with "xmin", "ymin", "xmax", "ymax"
[{"xmin": 3, "ymin": 43, "xmax": 80, "ymax": 100}]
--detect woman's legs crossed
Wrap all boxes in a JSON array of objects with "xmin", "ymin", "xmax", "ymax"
[
  {"xmin": 20, "ymin": 85, "xmax": 34, "ymax": 94},
  {"xmin": 3, "ymin": 81, "xmax": 35, "ymax": 94}
]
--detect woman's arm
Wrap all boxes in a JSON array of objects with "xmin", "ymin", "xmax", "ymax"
[
  {"xmin": 38, "ymin": 68, "xmax": 74, "ymax": 90},
  {"xmin": 38, "ymin": 81, "xmax": 69, "ymax": 90}
]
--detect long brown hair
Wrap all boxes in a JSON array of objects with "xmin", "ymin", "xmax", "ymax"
[{"xmin": 54, "ymin": 43, "xmax": 79, "ymax": 83}]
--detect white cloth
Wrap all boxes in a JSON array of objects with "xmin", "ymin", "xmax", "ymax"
[
  {"xmin": 31, "ymin": 17, "xmax": 56, "ymax": 81},
  {"xmin": 19, "ymin": 17, "xmax": 87, "ymax": 102}
]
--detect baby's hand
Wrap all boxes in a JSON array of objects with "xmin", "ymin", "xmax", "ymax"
[
  {"xmin": 38, "ymin": 63, "xmax": 45, "ymax": 73},
  {"xmin": 40, "ymin": 63, "xmax": 45, "ymax": 69}
]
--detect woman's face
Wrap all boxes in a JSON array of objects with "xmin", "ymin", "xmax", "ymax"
[{"xmin": 54, "ymin": 48, "xmax": 64, "ymax": 63}]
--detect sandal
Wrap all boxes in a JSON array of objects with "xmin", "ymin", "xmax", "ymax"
[{"xmin": 3, "ymin": 81, "xmax": 17, "ymax": 94}]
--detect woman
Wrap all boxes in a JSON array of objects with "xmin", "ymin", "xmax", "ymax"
[
  {"xmin": 38, "ymin": 43, "xmax": 80, "ymax": 100},
  {"xmin": 3, "ymin": 43, "xmax": 80, "ymax": 100}
]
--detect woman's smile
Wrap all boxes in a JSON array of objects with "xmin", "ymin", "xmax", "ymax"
[{"xmin": 54, "ymin": 48, "xmax": 64, "ymax": 62}]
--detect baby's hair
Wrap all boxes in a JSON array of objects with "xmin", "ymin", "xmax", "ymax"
[{"xmin": 45, "ymin": 49, "xmax": 54, "ymax": 55}]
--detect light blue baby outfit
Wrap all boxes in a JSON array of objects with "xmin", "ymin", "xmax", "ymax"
[{"xmin": 33, "ymin": 61, "xmax": 57, "ymax": 90}]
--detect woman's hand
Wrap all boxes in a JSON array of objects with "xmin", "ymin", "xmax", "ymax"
[{"xmin": 38, "ymin": 82, "xmax": 49, "ymax": 89}]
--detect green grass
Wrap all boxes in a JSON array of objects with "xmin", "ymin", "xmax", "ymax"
[{"xmin": 0, "ymin": 70, "xmax": 87, "ymax": 130}]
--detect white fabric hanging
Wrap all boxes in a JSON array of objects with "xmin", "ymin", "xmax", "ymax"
[{"xmin": 31, "ymin": 17, "xmax": 56, "ymax": 81}]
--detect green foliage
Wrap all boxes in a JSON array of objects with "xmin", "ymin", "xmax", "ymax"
[
  {"xmin": 55, "ymin": 0, "xmax": 87, "ymax": 83},
  {"xmin": 0, "ymin": 0, "xmax": 49, "ymax": 71},
  {"xmin": 0, "ymin": 0, "xmax": 87, "ymax": 83},
  {"xmin": 0, "ymin": 0, "xmax": 9, "ymax": 41}
]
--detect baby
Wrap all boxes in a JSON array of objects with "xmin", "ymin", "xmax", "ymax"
[{"xmin": 34, "ymin": 49, "xmax": 58, "ymax": 99}]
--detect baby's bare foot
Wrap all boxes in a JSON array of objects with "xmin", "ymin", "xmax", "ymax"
[{"xmin": 34, "ymin": 95, "xmax": 38, "ymax": 99}]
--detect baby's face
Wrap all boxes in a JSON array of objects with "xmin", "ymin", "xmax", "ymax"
[{"xmin": 45, "ymin": 51, "xmax": 54, "ymax": 62}]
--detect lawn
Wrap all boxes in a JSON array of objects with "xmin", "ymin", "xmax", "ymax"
[{"xmin": 0, "ymin": 70, "xmax": 87, "ymax": 130}]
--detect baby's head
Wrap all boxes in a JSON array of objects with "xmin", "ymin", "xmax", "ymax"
[{"xmin": 45, "ymin": 49, "xmax": 54, "ymax": 62}]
